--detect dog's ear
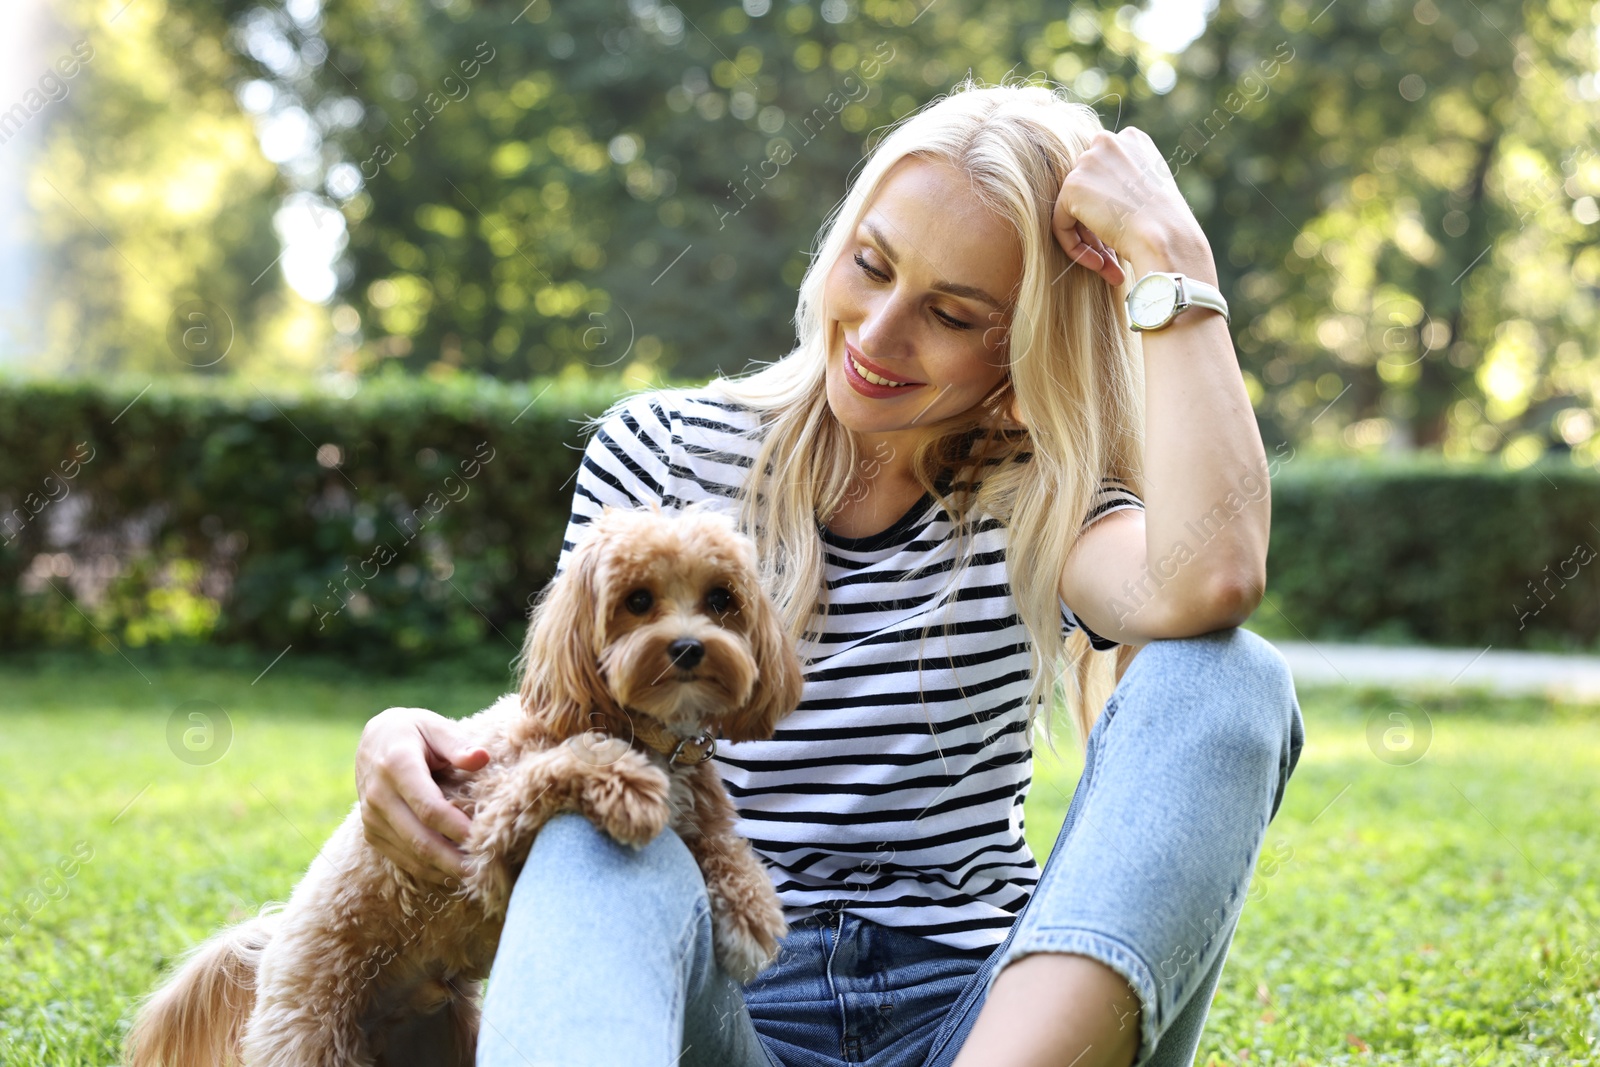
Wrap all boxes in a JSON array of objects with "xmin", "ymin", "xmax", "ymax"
[
  {"xmin": 722, "ymin": 576, "xmax": 804, "ymax": 743},
  {"xmin": 518, "ymin": 520, "xmax": 611, "ymax": 736}
]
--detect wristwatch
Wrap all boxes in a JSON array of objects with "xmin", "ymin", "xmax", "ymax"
[{"xmin": 1126, "ymin": 272, "xmax": 1230, "ymax": 332}]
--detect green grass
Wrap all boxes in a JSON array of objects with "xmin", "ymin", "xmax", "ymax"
[{"xmin": 1, "ymin": 649, "xmax": 1597, "ymax": 1065}]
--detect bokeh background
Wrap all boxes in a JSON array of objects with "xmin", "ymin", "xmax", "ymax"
[
  {"xmin": 2, "ymin": 0, "xmax": 1599, "ymax": 1063},
  {"xmin": 5, "ymin": 0, "xmax": 1599, "ymax": 445},
  {"xmin": 1, "ymin": 0, "xmax": 1596, "ymax": 664}
]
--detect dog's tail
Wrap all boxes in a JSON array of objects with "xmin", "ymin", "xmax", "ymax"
[{"xmin": 124, "ymin": 906, "xmax": 282, "ymax": 1067}]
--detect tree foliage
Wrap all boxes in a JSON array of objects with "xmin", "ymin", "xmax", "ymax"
[
  {"xmin": 29, "ymin": 0, "xmax": 1600, "ymax": 464},
  {"xmin": 29, "ymin": 0, "xmax": 325, "ymax": 378},
  {"xmin": 1153, "ymin": 0, "xmax": 1600, "ymax": 463}
]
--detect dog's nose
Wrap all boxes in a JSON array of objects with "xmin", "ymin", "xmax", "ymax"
[{"xmin": 667, "ymin": 637, "xmax": 704, "ymax": 670}]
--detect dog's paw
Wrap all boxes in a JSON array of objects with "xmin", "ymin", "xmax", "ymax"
[
  {"xmin": 579, "ymin": 751, "xmax": 671, "ymax": 849},
  {"xmin": 710, "ymin": 889, "xmax": 788, "ymax": 986}
]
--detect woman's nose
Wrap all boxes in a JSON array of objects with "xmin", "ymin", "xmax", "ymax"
[{"xmin": 858, "ymin": 296, "xmax": 913, "ymax": 358}]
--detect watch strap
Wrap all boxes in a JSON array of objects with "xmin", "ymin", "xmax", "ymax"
[{"xmin": 1176, "ymin": 276, "xmax": 1229, "ymax": 323}]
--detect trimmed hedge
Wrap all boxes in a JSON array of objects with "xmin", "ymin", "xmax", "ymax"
[
  {"xmin": 1260, "ymin": 454, "xmax": 1599, "ymax": 652},
  {"xmin": 0, "ymin": 372, "xmax": 635, "ymax": 672},
  {"xmin": 1, "ymin": 374, "xmax": 1597, "ymax": 666}
]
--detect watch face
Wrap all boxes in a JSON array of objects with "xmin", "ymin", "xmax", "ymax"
[{"xmin": 1129, "ymin": 274, "xmax": 1178, "ymax": 329}]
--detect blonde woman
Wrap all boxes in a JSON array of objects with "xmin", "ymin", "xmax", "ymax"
[{"xmin": 356, "ymin": 79, "xmax": 1305, "ymax": 1067}]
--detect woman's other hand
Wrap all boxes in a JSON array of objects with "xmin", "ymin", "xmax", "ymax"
[
  {"xmin": 1052, "ymin": 125, "xmax": 1207, "ymax": 287},
  {"xmin": 356, "ymin": 706, "xmax": 491, "ymax": 885}
]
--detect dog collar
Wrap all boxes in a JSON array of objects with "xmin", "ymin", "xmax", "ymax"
[{"xmin": 628, "ymin": 715, "xmax": 719, "ymax": 766}]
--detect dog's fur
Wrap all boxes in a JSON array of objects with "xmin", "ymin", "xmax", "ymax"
[{"xmin": 124, "ymin": 505, "xmax": 803, "ymax": 1066}]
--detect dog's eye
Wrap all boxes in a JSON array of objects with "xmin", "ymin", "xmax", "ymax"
[
  {"xmin": 625, "ymin": 589, "xmax": 654, "ymax": 615},
  {"xmin": 705, "ymin": 587, "xmax": 735, "ymax": 615}
]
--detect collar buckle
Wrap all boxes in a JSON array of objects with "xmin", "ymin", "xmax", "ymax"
[{"xmin": 668, "ymin": 730, "xmax": 717, "ymax": 764}]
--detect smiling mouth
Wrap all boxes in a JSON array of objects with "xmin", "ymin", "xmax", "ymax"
[{"xmin": 845, "ymin": 344, "xmax": 921, "ymax": 387}]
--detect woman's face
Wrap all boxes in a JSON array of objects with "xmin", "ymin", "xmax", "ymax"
[{"xmin": 823, "ymin": 155, "xmax": 1024, "ymax": 445}]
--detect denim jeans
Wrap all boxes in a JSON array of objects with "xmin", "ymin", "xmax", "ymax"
[{"xmin": 477, "ymin": 627, "xmax": 1306, "ymax": 1067}]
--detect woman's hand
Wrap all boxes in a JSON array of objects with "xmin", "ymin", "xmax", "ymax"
[
  {"xmin": 356, "ymin": 706, "xmax": 491, "ymax": 885},
  {"xmin": 1052, "ymin": 126, "xmax": 1209, "ymax": 287}
]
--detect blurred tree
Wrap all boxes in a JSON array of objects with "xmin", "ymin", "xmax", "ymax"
[
  {"xmin": 29, "ymin": 0, "xmax": 326, "ymax": 378},
  {"xmin": 30, "ymin": 0, "xmax": 1600, "ymax": 466},
  {"xmin": 200, "ymin": 0, "xmax": 1171, "ymax": 382},
  {"xmin": 1143, "ymin": 0, "xmax": 1599, "ymax": 465}
]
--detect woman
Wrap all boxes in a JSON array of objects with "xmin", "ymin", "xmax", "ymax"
[{"xmin": 356, "ymin": 80, "xmax": 1305, "ymax": 1067}]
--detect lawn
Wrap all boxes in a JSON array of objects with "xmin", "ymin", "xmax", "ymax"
[{"xmin": 1, "ymin": 646, "xmax": 1597, "ymax": 1066}]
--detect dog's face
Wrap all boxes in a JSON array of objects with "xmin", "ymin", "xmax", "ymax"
[{"xmin": 520, "ymin": 506, "xmax": 802, "ymax": 744}]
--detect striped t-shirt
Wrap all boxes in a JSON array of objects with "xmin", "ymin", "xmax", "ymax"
[{"xmin": 556, "ymin": 387, "xmax": 1145, "ymax": 951}]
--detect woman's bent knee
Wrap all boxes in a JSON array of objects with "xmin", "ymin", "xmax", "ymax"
[
  {"xmin": 1121, "ymin": 627, "xmax": 1305, "ymax": 815},
  {"xmin": 481, "ymin": 812, "xmax": 725, "ymax": 1066},
  {"xmin": 507, "ymin": 811, "xmax": 709, "ymax": 926},
  {"xmin": 1137, "ymin": 626, "xmax": 1292, "ymax": 698}
]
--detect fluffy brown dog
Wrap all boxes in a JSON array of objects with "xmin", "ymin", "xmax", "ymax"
[{"xmin": 124, "ymin": 504, "xmax": 803, "ymax": 1067}]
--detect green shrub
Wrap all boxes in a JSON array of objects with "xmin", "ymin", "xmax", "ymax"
[
  {"xmin": 2, "ymin": 375, "xmax": 1596, "ymax": 661},
  {"xmin": 0, "ymin": 372, "xmax": 635, "ymax": 670},
  {"xmin": 1263, "ymin": 454, "xmax": 1600, "ymax": 652}
]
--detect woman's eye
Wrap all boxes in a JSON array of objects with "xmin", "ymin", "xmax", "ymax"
[
  {"xmin": 706, "ymin": 587, "xmax": 734, "ymax": 614},
  {"xmin": 854, "ymin": 252, "xmax": 972, "ymax": 331},
  {"xmin": 853, "ymin": 251, "xmax": 888, "ymax": 281},
  {"xmin": 625, "ymin": 589, "xmax": 653, "ymax": 615}
]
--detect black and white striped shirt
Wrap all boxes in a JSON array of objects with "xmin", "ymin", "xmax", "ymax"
[{"xmin": 556, "ymin": 387, "xmax": 1145, "ymax": 951}]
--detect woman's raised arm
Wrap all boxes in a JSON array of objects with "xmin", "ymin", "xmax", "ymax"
[{"xmin": 1053, "ymin": 126, "xmax": 1270, "ymax": 642}]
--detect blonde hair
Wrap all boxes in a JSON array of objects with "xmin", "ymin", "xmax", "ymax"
[{"xmin": 614, "ymin": 78, "xmax": 1146, "ymax": 753}]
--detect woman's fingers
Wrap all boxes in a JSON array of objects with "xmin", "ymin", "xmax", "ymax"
[
  {"xmin": 419, "ymin": 715, "xmax": 491, "ymax": 775},
  {"xmin": 359, "ymin": 810, "xmax": 425, "ymax": 880},
  {"xmin": 392, "ymin": 741, "xmax": 476, "ymax": 847},
  {"xmin": 369, "ymin": 771, "xmax": 472, "ymax": 883},
  {"xmin": 1069, "ymin": 241, "xmax": 1105, "ymax": 270},
  {"xmin": 1095, "ymin": 241, "xmax": 1128, "ymax": 287},
  {"xmin": 364, "ymin": 810, "xmax": 460, "ymax": 886},
  {"xmin": 1052, "ymin": 199, "xmax": 1092, "ymax": 261},
  {"xmin": 1053, "ymin": 199, "xmax": 1126, "ymax": 285},
  {"xmin": 355, "ymin": 706, "xmax": 478, "ymax": 883},
  {"xmin": 1071, "ymin": 225, "xmax": 1116, "ymax": 275},
  {"xmin": 1058, "ymin": 221, "xmax": 1127, "ymax": 286}
]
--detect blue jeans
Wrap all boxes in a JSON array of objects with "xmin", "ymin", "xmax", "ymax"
[{"xmin": 477, "ymin": 627, "xmax": 1306, "ymax": 1067}]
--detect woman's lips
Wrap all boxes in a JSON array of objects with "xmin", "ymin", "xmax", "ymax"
[{"xmin": 843, "ymin": 344, "xmax": 924, "ymax": 398}]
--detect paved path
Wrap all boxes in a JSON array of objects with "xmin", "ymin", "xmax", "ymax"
[{"xmin": 1264, "ymin": 638, "xmax": 1600, "ymax": 701}]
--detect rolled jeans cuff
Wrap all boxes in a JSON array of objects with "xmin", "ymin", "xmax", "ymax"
[{"xmin": 983, "ymin": 925, "xmax": 1162, "ymax": 1067}]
